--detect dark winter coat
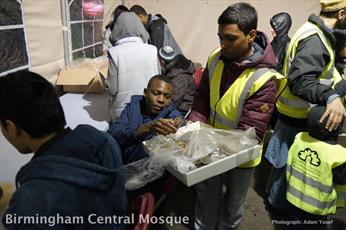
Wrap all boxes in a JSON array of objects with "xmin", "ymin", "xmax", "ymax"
[
  {"xmin": 2, "ymin": 125, "xmax": 127, "ymax": 230},
  {"xmin": 188, "ymin": 31, "xmax": 278, "ymax": 141},
  {"xmin": 278, "ymin": 14, "xmax": 341, "ymax": 126},
  {"xmin": 108, "ymin": 95, "xmax": 181, "ymax": 165},
  {"xmin": 165, "ymin": 55, "xmax": 196, "ymax": 114}
]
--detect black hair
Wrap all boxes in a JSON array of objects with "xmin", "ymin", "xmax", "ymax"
[
  {"xmin": 0, "ymin": 71, "xmax": 66, "ymax": 138},
  {"xmin": 105, "ymin": 5, "xmax": 129, "ymax": 30},
  {"xmin": 307, "ymin": 106, "xmax": 342, "ymax": 142},
  {"xmin": 147, "ymin": 74, "xmax": 172, "ymax": 88},
  {"xmin": 130, "ymin": 5, "xmax": 147, "ymax": 16},
  {"xmin": 218, "ymin": 2, "xmax": 257, "ymax": 35}
]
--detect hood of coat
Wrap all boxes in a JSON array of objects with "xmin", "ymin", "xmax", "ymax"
[
  {"xmin": 270, "ymin": 12, "xmax": 292, "ymax": 39},
  {"xmin": 111, "ymin": 11, "xmax": 150, "ymax": 43}
]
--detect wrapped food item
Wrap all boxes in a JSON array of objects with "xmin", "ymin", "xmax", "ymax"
[{"xmin": 124, "ymin": 123, "xmax": 258, "ymax": 190}]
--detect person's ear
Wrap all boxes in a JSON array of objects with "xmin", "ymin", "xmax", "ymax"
[
  {"xmin": 4, "ymin": 120, "xmax": 20, "ymax": 137},
  {"xmin": 338, "ymin": 9, "xmax": 346, "ymax": 21},
  {"xmin": 144, "ymin": 88, "xmax": 148, "ymax": 97},
  {"xmin": 248, "ymin": 29, "xmax": 257, "ymax": 43}
]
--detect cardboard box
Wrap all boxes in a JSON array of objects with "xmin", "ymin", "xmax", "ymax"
[
  {"xmin": 166, "ymin": 145, "xmax": 260, "ymax": 187},
  {"xmin": 56, "ymin": 59, "xmax": 108, "ymax": 93}
]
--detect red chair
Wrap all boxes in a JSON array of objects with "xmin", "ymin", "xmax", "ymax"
[
  {"xmin": 128, "ymin": 192, "xmax": 155, "ymax": 230},
  {"xmin": 192, "ymin": 67, "xmax": 204, "ymax": 88}
]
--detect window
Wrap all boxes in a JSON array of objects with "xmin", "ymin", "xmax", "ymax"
[
  {"xmin": 65, "ymin": 0, "xmax": 104, "ymax": 63},
  {"xmin": 0, "ymin": 0, "xmax": 30, "ymax": 77}
]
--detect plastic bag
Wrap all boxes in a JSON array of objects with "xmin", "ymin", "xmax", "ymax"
[
  {"xmin": 124, "ymin": 123, "xmax": 258, "ymax": 190},
  {"xmin": 67, "ymin": 56, "xmax": 108, "ymax": 71}
]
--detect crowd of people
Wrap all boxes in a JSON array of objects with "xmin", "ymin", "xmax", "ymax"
[{"xmin": 1, "ymin": 1, "xmax": 346, "ymax": 229}]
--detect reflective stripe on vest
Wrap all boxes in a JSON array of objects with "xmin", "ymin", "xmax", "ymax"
[
  {"xmin": 286, "ymin": 183, "xmax": 336, "ymax": 211},
  {"xmin": 206, "ymin": 49, "xmax": 286, "ymax": 168},
  {"xmin": 286, "ymin": 132, "xmax": 346, "ymax": 215},
  {"xmin": 286, "ymin": 165, "xmax": 333, "ymax": 193},
  {"xmin": 277, "ymin": 22, "xmax": 339, "ymax": 119}
]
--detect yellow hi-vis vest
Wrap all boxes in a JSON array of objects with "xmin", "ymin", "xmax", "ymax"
[
  {"xmin": 276, "ymin": 22, "xmax": 342, "ymax": 119},
  {"xmin": 207, "ymin": 48, "xmax": 286, "ymax": 168},
  {"xmin": 286, "ymin": 132, "xmax": 346, "ymax": 215}
]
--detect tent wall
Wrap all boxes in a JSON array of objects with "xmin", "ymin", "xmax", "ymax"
[
  {"xmin": 22, "ymin": 0, "xmax": 65, "ymax": 83},
  {"xmin": 19, "ymin": 0, "xmax": 320, "ymax": 83},
  {"xmin": 125, "ymin": 0, "xmax": 319, "ymax": 65}
]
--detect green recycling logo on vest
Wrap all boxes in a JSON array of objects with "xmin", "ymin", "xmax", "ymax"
[{"xmin": 298, "ymin": 148, "xmax": 321, "ymax": 167}]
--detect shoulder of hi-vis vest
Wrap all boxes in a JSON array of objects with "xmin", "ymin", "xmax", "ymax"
[
  {"xmin": 206, "ymin": 48, "xmax": 286, "ymax": 168},
  {"xmin": 277, "ymin": 22, "xmax": 342, "ymax": 119},
  {"xmin": 286, "ymin": 132, "xmax": 346, "ymax": 215}
]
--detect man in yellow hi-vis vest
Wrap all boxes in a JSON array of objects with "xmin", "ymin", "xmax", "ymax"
[
  {"xmin": 285, "ymin": 106, "xmax": 346, "ymax": 229},
  {"xmin": 188, "ymin": 3, "xmax": 286, "ymax": 229},
  {"xmin": 265, "ymin": 0, "xmax": 346, "ymax": 221}
]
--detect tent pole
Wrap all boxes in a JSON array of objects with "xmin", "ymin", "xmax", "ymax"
[{"xmin": 60, "ymin": 0, "xmax": 71, "ymax": 66}]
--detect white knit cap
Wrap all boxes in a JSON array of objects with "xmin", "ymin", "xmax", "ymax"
[{"xmin": 159, "ymin": 46, "xmax": 176, "ymax": 62}]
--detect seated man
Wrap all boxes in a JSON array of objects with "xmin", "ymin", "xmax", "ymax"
[
  {"xmin": 0, "ymin": 71, "xmax": 127, "ymax": 229},
  {"xmin": 108, "ymin": 74, "xmax": 182, "ymax": 165}
]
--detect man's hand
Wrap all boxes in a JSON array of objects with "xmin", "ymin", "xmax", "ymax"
[
  {"xmin": 149, "ymin": 118, "xmax": 178, "ymax": 135},
  {"xmin": 320, "ymin": 97, "xmax": 346, "ymax": 131}
]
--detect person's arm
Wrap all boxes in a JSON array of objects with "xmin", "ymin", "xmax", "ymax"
[
  {"xmin": 106, "ymin": 52, "xmax": 118, "ymax": 96},
  {"xmin": 148, "ymin": 20, "xmax": 165, "ymax": 50},
  {"xmin": 288, "ymin": 35, "xmax": 338, "ymax": 103},
  {"xmin": 237, "ymin": 80, "xmax": 277, "ymax": 141},
  {"xmin": 188, "ymin": 66, "xmax": 210, "ymax": 122},
  {"xmin": 288, "ymin": 35, "xmax": 346, "ymax": 130},
  {"xmin": 107, "ymin": 105, "xmax": 140, "ymax": 150},
  {"xmin": 103, "ymin": 28, "xmax": 112, "ymax": 53}
]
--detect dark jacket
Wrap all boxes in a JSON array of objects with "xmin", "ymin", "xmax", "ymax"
[
  {"xmin": 188, "ymin": 31, "xmax": 277, "ymax": 141},
  {"xmin": 165, "ymin": 55, "xmax": 196, "ymax": 114},
  {"xmin": 146, "ymin": 14, "xmax": 183, "ymax": 55},
  {"xmin": 270, "ymin": 12, "xmax": 292, "ymax": 72},
  {"xmin": 3, "ymin": 125, "xmax": 127, "ymax": 230},
  {"xmin": 108, "ymin": 95, "xmax": 182, "ymax": 165},
  {"xmin": 278, "ymin": 14, "xmax": 339, "ymax": 126}
]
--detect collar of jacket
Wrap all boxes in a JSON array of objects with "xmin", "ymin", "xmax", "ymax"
[
  {"xmin": 308, "ymin": 14, "xmax": 336, "ymax": 48},
  {"xmin": 115, "ymin": 36, "xmax": 144, "ymax": 45}
]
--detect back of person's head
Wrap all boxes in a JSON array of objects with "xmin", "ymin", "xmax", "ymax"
[
  {"xmin": 307, "ymin": 106, "xmax": 342, "ymax": 142},
  {"xmin": 130, "ymin": 5, "xmax": 147, "ymax": 16},
  {"xmin": 270, "ymin": 12, "xmax": 292, "ymax": 37},
  {"xmin": 320, "ymin": 0, "xmax": 346, "ymax": 17},
  {"xmin": 218, "ymin": 2, "xmax": 257, "ymax": 35},
  {"xmin": 107, "ymin": 5, "xmax": 129, "ymax": 30},
  {"xmin": 0, "ymin": 71, "xmax": 66, "ymax": 138},
  {"xmin": 111, "ymin": 11, "xmax": 150, "ymax": 43}
]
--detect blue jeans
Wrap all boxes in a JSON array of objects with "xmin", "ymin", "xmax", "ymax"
[{"xmin": 194, "ymin": 167, "xmax": 254, "ymax": 230}]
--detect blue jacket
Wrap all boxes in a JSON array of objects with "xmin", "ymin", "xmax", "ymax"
[
  {"xmin": 3, "ymin": 125, "xmax": 127, "ymax": 230},
  {"xmin": 108, "ymin": 95, "xmax": 181, "ymax": 165}
]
